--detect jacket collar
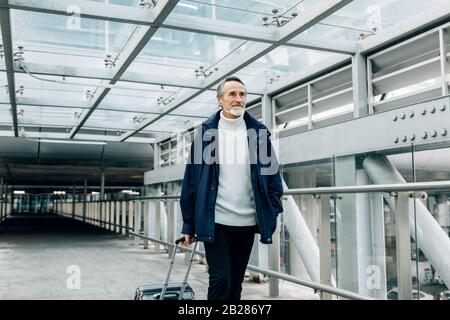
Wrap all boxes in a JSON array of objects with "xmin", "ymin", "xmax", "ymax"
[{"xmin": 203, "ymin": 109, "xmax": 268, "ymax": 133}]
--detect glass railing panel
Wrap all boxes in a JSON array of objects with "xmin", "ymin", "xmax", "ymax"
[{"xmin": 411, "ymin": 146, "xmax": 450, "ymax": 300}]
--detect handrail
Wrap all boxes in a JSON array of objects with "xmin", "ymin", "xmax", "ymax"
[
  {"xmin": 63, "ymin": 180, "xmax": 450, "ymax": 203},
  {"xmin": 58, "ymin": 212, "xmax": 134, "ymax": 230},
  {"xmin": 8, "ymin": 175, "xmax": 450, "ymax": 204},
  {"xmin": 284, "ymin": 181, "xmax": 450, "ymax": 195},
  {"xmin": 129, "ymin": 231, "xmax": 372, "ymax": 300}
]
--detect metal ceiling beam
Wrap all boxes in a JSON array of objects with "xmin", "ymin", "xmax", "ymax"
[
  {"xmin": 0, "ymin": 2, "xmax": 18, "ymax": 137},
  {"xmin": 120, "ymin": 0, "xmax": 353, "ymax": 142},
  {"xmin": 68, "ymin": 0, "xmax": 179, "ymax": 139},
  {"xmin": 5, "ymin": 0, "xmax": 356, "ymax": 55}
]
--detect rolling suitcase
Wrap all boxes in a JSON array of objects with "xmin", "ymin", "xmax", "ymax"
[{"xmin": 134, "ymin": 237, "xmax": 198, "ymax": 300}]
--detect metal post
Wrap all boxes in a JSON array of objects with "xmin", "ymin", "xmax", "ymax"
[
  {"xmin": 334, "ymin": 156, "xmax": 360, "ymax": 293},
  {"xmin": 108, "ymin": 201, "xmax": 112, "ymax": 231},
  {"xmin": 134, "ymin": 200, "xmax": 142, "ymax": 246},
  {"xmin": 439, "ymin": 28, "xmax": 449, "ymax": 96},
  {"xmin": 153, "ymin": 143, "xmax": 161, "ymax": 170},
  {"xmin": 83, "ymin": 179, "xmax": 87, "ymax": 223},
  {"xmin": 72, "ymin": 185, "xmax": 76, "ymax": 219},
  {"xmin": 128, "ymin": 200, "xmax": 134, "ymax": 237},
  {"xmin": 319, "ymin": 195, "xmax": 332, "ymax": 300},
  {"xmin": 367, "ymin": 56, "xmax": 374, "ymax": 114},
  {"xmin": 307, "ymin": 83, "xmax": 313, "ymax": 130},
  {"xmin": 352, "ymin": 52, "xmax": 368, "ymax": 117},
  {"xmin": 368, "ymin": 193, "xmax": 388, "ymax": 299},
  {"xmin": 154, "ymin": 199, "xmax": 161, "ymax": 253},
  {"xmin": 122, "ymin": 200, "xmax": 127, "ymax": 236},
  {"xmin": 105, "ymin": 200, "xmax": 109, "ymax": 230},
  {"xmin": 0, "ymin": 178, "xmax": 3, "ymax": 221},
  {"xmin": 116, "ymin": 201, "xmax": 121, "ymax": 234},
  {"xmin": 7, "ymin": 186, "xmax": 12, "ymax": 216},
  {"xmin": 269, "ymin": 215, "xmax": 280, "ymax": 297},
  {"xmin": 261, "ymin": 92, "xmax": 274, "ymax": 129},
  {"xmin": 143, "ymin": 200, "xmax": 149, "ymax": 249},
  {"xmin": 395, "ymin": 192, "xmax": 413, "ymax": 300},
  {"xmin": 10, "ymin": 189, "xmax": 14, "ymax": 215},
  {"xmin": 100, "ymin": 169, "xmax": 105, "ymax": 228},
  {"xmin": 167, "ymin": 199, "xmax": 176, "ymax": 258}
]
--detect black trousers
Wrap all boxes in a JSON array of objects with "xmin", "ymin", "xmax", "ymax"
[{"xmin": 204, "ymin": 223, "xmax": 257, "ymax": 300}]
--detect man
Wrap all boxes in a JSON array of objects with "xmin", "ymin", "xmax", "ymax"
[{"xmin": 179, "ymin": 76, "xmax": 283, "ymax": 300}]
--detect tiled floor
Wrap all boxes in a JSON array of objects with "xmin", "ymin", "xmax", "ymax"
[{"xmin": 0, "ymin": 215, "xmax": 318, "ymax": 300}]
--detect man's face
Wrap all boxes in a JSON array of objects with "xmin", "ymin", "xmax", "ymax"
[{"xmin": 217, "ymin": 81, "xmax": 247, "ymax": 119}]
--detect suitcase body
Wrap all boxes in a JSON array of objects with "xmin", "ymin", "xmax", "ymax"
[
  {"xmin": 135, "ymin": 237, "xmax": 198, "ymax": 300},
  {"xmin": 134, "ymin": 282, "xmax": 195, "ymax": 300}
]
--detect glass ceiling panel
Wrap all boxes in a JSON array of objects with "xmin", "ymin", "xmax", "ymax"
[
  {"xmin": 0, "ymin": 72, "xmax": 8, "ymax": 100},
  {"xmin": 85, "ymin": 108, "xmax": 146, "ymax": 130},
  {"xmin": 11, "ymin": 9, "xmax": 137, "ymax": 69},
  {"xmin": 17, "ymin": 105, "xmax": 83, "ymax": 127},
  {"xmin": 99, "ymin": 81, "xmax": 182, "ymax": 114},
  {"xmin": 0, "ymin": 105, "xmax": 12, "ymax": 127},
  {"xmin": 126, "ymin": 28, "xmax": 252, "ymax": 79},
  {"xmin": 173, "ymin": 0, "xmax": 318, "ymax": 27},
  {"xmin": 294, "ymin": 0, "xmax": 449, "ymax": 41},
  {"xmin": 144, "ymin": 114, "xmax": 205, "ymax": 133},
  {"xmin": 15, "ymin": 73, "xmax": 102, "ymax": 101},
  {"xmin": 237, "ymin": 46, "xmax": 340, "ymax": 92},
  {"xmin": 0, "ymin": 35, "xmax": 4, "ymax": 70},
  {"xmin": 86, "ymin": 108, "xmax": 205, "ymax": 134}
]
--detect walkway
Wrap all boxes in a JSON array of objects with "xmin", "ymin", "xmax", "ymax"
[{"xmin": 0, "ymin": 215, "xmax": 317, "ymax": 300}]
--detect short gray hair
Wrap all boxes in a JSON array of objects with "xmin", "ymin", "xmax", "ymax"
[{"xmin": 216, "ymin": 76, "xmax": 246, "ymax": 98}]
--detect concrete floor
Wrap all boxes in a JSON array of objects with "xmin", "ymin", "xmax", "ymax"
[{"xmin": 0, "ymin": 215, "xmax": 318, "ymax": 300}]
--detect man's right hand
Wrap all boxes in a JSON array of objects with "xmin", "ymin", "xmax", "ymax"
[{"xmin": 180, "ymin": 233, "xmax": 196, "ymax": 247}]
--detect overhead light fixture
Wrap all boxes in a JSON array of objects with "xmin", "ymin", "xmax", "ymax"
[
  {"xmin": 14, "ymin": 190, "xmax": 26, "ymax": 195},
  {"xmin": 53, "ymin": 191, "xmax": 66, "ymax": 195},
  {"xmin": 177, "ymin": 3, "xmax": 198, "ymax": 10},
  {"xmin": 27, "ymin": 139, "xmax": 106, "ymax": 145}
]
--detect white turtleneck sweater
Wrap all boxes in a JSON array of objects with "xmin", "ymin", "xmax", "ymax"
[{"xmin": 214, "ymin": 111, "xmax": 256, "ymax": 227}]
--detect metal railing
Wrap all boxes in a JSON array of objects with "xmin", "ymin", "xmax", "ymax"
[
  {"xmin": 128, "ymin": 231, "xmax": 371, "ymax": 300},
  {"xmin": 54, "ymin": 180, "xmax": 450, "ymax": 300},
  {"xmin": 58, "ymin": 211, "xmax": 134, "ymax": 231}
]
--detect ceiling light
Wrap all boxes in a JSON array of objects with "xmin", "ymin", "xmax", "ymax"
[
  {"xmin": 27, "ymin": 139, "xmax": 106, "ymax": 145},
  {"xmin": 177, "ymin": 3, "xmax": 198, "ymax": 10}
]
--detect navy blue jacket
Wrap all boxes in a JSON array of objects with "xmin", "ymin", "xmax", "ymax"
[{"xmin": 180, "ymin": 110, "xmax": 284, "ymax": 244}]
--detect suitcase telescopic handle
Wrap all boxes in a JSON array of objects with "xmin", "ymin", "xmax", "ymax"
[{"xmin": 160, "ymin": 236, "xmax": 198, "ymax": 300}]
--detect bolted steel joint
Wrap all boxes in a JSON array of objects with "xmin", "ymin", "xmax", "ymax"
[{"xmin": 408, "ymin": 191, "xmax": 428, "ymax": 200}]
